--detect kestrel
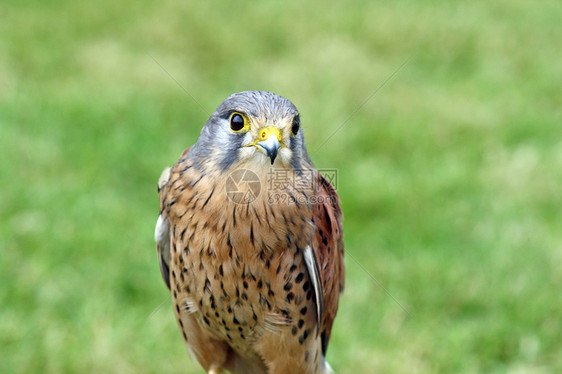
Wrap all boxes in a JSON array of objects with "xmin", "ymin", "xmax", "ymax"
[{"xmin": 155, "ymin": 91, "xmax": 344, "ymax": 374}]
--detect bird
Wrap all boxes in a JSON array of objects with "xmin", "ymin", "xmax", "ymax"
[{"xmin": 155, "ymin": 91, "xmax": 344, "ymax": 374}]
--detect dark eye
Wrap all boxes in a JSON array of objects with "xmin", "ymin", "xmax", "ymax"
[
  {"xmin": 230, "ymin": 112, "xmax": 246, "ymax": 132},
  {"xmin": 291, "ymin": 116, "xmax": 300, "ymax": 135}
]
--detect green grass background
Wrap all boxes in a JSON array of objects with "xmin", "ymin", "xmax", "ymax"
[{"xmin": 1, "ymin": 0, "xmax": 561, "ymax": 373}]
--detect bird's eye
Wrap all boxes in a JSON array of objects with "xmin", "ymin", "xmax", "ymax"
[
  {"xmin": 230, "ymin": 112, "xmax": 247, "ymax": 132},
  {"xmin": 291, "ymin": 116, "xmax": 300, "ymax": 135}
]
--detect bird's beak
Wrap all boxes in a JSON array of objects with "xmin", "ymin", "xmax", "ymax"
[{"xmin": 255, "ymin": 126, "xmax": 283, "ymax": 164}]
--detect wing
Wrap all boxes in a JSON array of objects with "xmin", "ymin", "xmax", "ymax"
[
  {"xmin": 155, "ymin": 167, "xmax": 172, "ymax": 289},
  {"xmin": 310, "ymin": 171, "xmax": 344, "ymax": 356},
  {"xmin": 155, "ymin": 148, "xmax": 191, "ymax": 290}
]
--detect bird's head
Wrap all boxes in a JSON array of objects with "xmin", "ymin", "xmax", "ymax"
[{"xmin": 190, "ymin": 91, "xmax": 311, "ymax": 172}]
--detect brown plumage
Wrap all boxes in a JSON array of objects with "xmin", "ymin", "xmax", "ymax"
[{"xmin": 155, "ymin": 91, "xmax": 344, "ymax": 374}]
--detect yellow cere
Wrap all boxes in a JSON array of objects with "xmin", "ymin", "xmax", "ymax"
[
  {"xmin": 259, "ymin": 126, "xmax": 283, "ymax": 142},
  {"xmin": 245, "ymin": 126, "xmax": 286, "ymax": 149}
]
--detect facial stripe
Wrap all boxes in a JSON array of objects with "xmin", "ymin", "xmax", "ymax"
[{"xmin": 218, "ymin": 131, "xmax": 245, "ymax": 171}]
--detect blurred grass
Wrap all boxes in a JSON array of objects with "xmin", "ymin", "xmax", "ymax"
[{"xmin": 1, "ymin": 0, "xmax": 561, "ymax": 373}]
